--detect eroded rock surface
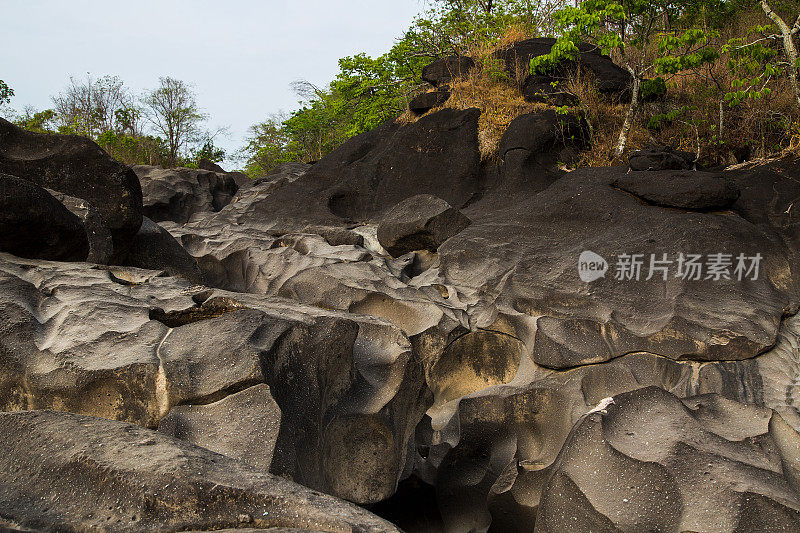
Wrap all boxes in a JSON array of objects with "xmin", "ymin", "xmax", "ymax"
[
  {"xmin": 2, "ymin": 61, "xmax": 800, "ymax": 532},
  {"xmin": 377, "ymin": 194, "xmax": 471, "ymax": 257},
  {"xmin": 535, "ymin": 387, "xmax": 800, "ymax": 533},
  {"xmin": 133, "ymin": 165, "xmax": 241, "ymax": 224},
  {"xmin": 0, "ymin": 410, "xmax": 401, "ymax": 532}
]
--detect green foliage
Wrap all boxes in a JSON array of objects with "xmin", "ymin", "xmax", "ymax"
[
  {"xmin": 14, "ymin": 109, "xmax": 57, "ymax": 133},
  {"xmin": 238, "ymin": 117, "xmax": 295, "ymax": 177},
  {"xmin": 641, "ymin": 77, "xmax": 667, "ymax": 100},
  {"xmin": 0, "ymin": 80, "xmax": 13, "ymax": 106},
  {"xmin": 720, "ymin": 25, "xmax": 781, "ymax": 106},
  {"xmin": 190, "ymin": 139, "xmax": 226, "ymax": 164}
]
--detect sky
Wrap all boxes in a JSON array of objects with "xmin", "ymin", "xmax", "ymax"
[{"xmin": 1, "ymin": 0, "xmax": 425, "ymax": 167}]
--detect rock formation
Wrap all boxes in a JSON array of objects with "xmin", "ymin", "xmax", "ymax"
[{"xmin": 1, "ymin": 44, "xmax": 800, "ymax": 533}]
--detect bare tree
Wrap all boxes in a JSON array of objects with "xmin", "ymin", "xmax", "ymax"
[
  {"xmin": 141, "ymin": 77, "xmax": 207, "ymax": 167},
  {"xmin": 52, "ymin": 74, "xmax": 132, "ymax": 138}
]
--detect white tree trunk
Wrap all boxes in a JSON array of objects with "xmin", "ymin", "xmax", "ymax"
[
  {"xmin": 614, "ymin": 71, "xmax": 641, "ymax": 159},
  {"xmin": 761, "ymin": 0, "xmax": 800, "ymax": 108}
]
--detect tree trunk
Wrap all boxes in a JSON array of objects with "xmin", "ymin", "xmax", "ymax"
[
  {"xmin": 761, "ymin": 0, "xmax": 800, "ymax": 108},
  {"xmin": 614, "ymin": 71, "xmax": 641, "ymax": 159}
]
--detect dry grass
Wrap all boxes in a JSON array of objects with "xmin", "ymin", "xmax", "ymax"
[
  {"xmin": 398, "ymin": 64, "xmax": 545, "ymax": 160},
  {"xmin": 397, "ymin": 6, "xmax": 800, "ymax": 168}
]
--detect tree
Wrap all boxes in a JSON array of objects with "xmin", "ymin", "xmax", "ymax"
[
  {"xmin": 532, "ymin": 0, "xmax": 726, "ymax": 158},
  {"xmin": 141, "ymin": 77, "xmax": 207, "ymax": 167},
  {"xmin": 759, "ymin": 0, "xmax": 800, "ymax": 107},
  {"xmin": 238, "ymin": 115, "xmax": 295, "ymax": 177},
  {"xmin": 52, "ymin": 74, "xmax": 133, "ymax": 138},
  {"xmin": 14, "ymin": 107, "xmax": 58, "ymax": 133}
]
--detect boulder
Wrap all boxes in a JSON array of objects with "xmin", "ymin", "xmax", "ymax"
[
  {"xmin": 422, "ymin": 56, "xmax": 475, "ymax": 87},
  {"xmin": 612, "ymin": 171, "xmax": 740, "ymax": 211},
  {"xmin": 197, "ymin": 157, "xmax": 226, "ymax": 173},
  {"xmin": 0, "ymin": 409, "xmax": 401, "ymax": 532},
  {"xmin": 494, "ymin": 38, "xmax": 631, "ymax": 96},
  {"xmin": 0, "ymin": 173, "xmax": 89, "ymax": 261},
  {"xmin": 440, "ymin": 165, "xmax": 795, "ymax": 369},
  {"xmin": 188, "ymin": 108, "xmax": 481, "ymax": 233},
  {"xmin": 629, "ymin": 145, "xmax": 697, "ymax": 171},
  {"xmin": 158, "ymin": 384, "xmax": 281, "ymax": 473},
  {"xmin": 47, "ymin": 189, "xmax": 114, "ymax": 264},
  {"xmin": 535, "ymin": 387, "xmax": 800, "ymax": 533},
  {"xmin": 0, "ymin": 253, "xmax": 429, "ymax": 505},
  {"xmin": 377, "ymin": 194, "xmax": 471, "ymax": 257},
  {"xmin": 0, "ymin": 117, "xmax": 142, "ymax": 257},
  {"xmin": 496, "ymin": 109, "xmax": 588, "ymax": 193},
  {"xmin": 521, "ymin": 75, "xmax": 578, "ymax": 106},
  {"xmin": 133, "ymin": 165, "xmax": 240, "ymax": 224},
  {"xmin": 409, "ymin": 89, "xmax": 451, "ymax": 115},
  {"xmin": 122, "ymin": 216, "xmax": 204, "ymax": 284}
]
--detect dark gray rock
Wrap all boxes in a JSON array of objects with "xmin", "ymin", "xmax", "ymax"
[
  {"xmin": 629, "ymin": 145, "xmax": 697, "ymax": 171},
  {"xmin": 0, "ymin": 173, "xmax": 89, "ymax": 261},
  {"xmin": 422, "ymin": 56, "xmax": 475, "ymax": 87},
  {"xmin": 496, "ymin": 109, "xmax": 588, "ymax": 194},
  {"xmin": 613, "ymin": 171, "xmax": 740, "ymax": 211},
  {"xmin": 47, "ymin": 189, "xmax": 114, "ymax": 264},
  {"xmin": 133, "ymin": 165, "xmax": 240, "ymax": 224},
  {"xmin": 535, "ymin": 387, "xmax": 800, "ymax": 533},
  {"xmin": 253, "ymin": 162, "xmax": 310, "ymax": 190},
  {"xmin": 197, "ymin": 157, "xmax": 226, "ymax": 172},
  {"xmin": 409, "ymin": 90, "xmax": 451, "ymax": 115},
  {"xmin": 440, "ymin": 165, "xmax": 795, "ymax": 369},
  {"xmin": 123, "ymin": 216, "xmax": 204, "ymax": 283},
  {"xmin": 0, "ymin": 253, "xmax": 429, "ymax": 505},
  {"xmin": 0, "ymin": 409, "xmax": 401, "ymax": 532},
  {"xmin": 522, "ymin": 75, "xmax": 579, "ymax": 106},
  {"xmin": 494, "ymin": 38, "xmax": 631, "ymax": 96},
  {"xmin": 377, "ymin": 195, "xmax": 471, "ymax": 257},
  {"xmin": 0, "ymin": 117, "xmax": 142, "ymax": 258}
]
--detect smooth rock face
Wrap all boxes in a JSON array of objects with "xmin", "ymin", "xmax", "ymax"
[
  {"xmin": 158, "ymin": 383, "xmax": 282, "ymax": 473},
  {"xmin": 0, "ymin": 173, "xmax": 89, "ymax": 261},
  {"xmin": 496, "ymin": 109, "xmax": 588, "ymax": 192},
  {"xmin": 535, "ymin": 387, "xmax": 800, "ymax": 533},
  {"xmin": 133, "ymin": 165, "xmax": 240, "ymax": 224},
  {"xmin": 629, "ymin": 145, "xmax": 697, "ymax": 171},
  {"xmin": 0, "ymin": 117, "xmax": 143, "ymax": 256},
  {"xmin": 0, "ymin": 410, "xmax": 401, "ymax": 533},
  {"xmin": 422, "ymin": 56, "xmax": 475, "ymax": 87},
  {"xmin": 47, "ymin": 189, "xmax": 114, "ymax": 264},
  {"xmin": 612, "ymin": 171, "xmax": 741, "ymax": 211},
  {"xmin": 377, "ymin": 195, "xmax": 471, "ymax": 257},
  {"xmin": 188, "ymin": 108, "xmax": 482, "ymax": 235},
  {"xmin": 123, "ymin": 216, "xmax": 204, "ymax": 283}
]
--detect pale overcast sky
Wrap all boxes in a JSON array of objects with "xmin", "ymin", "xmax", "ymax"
[{"xmin": 1, "ymin": 0, "xmax": 425, "ymax": 166}]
